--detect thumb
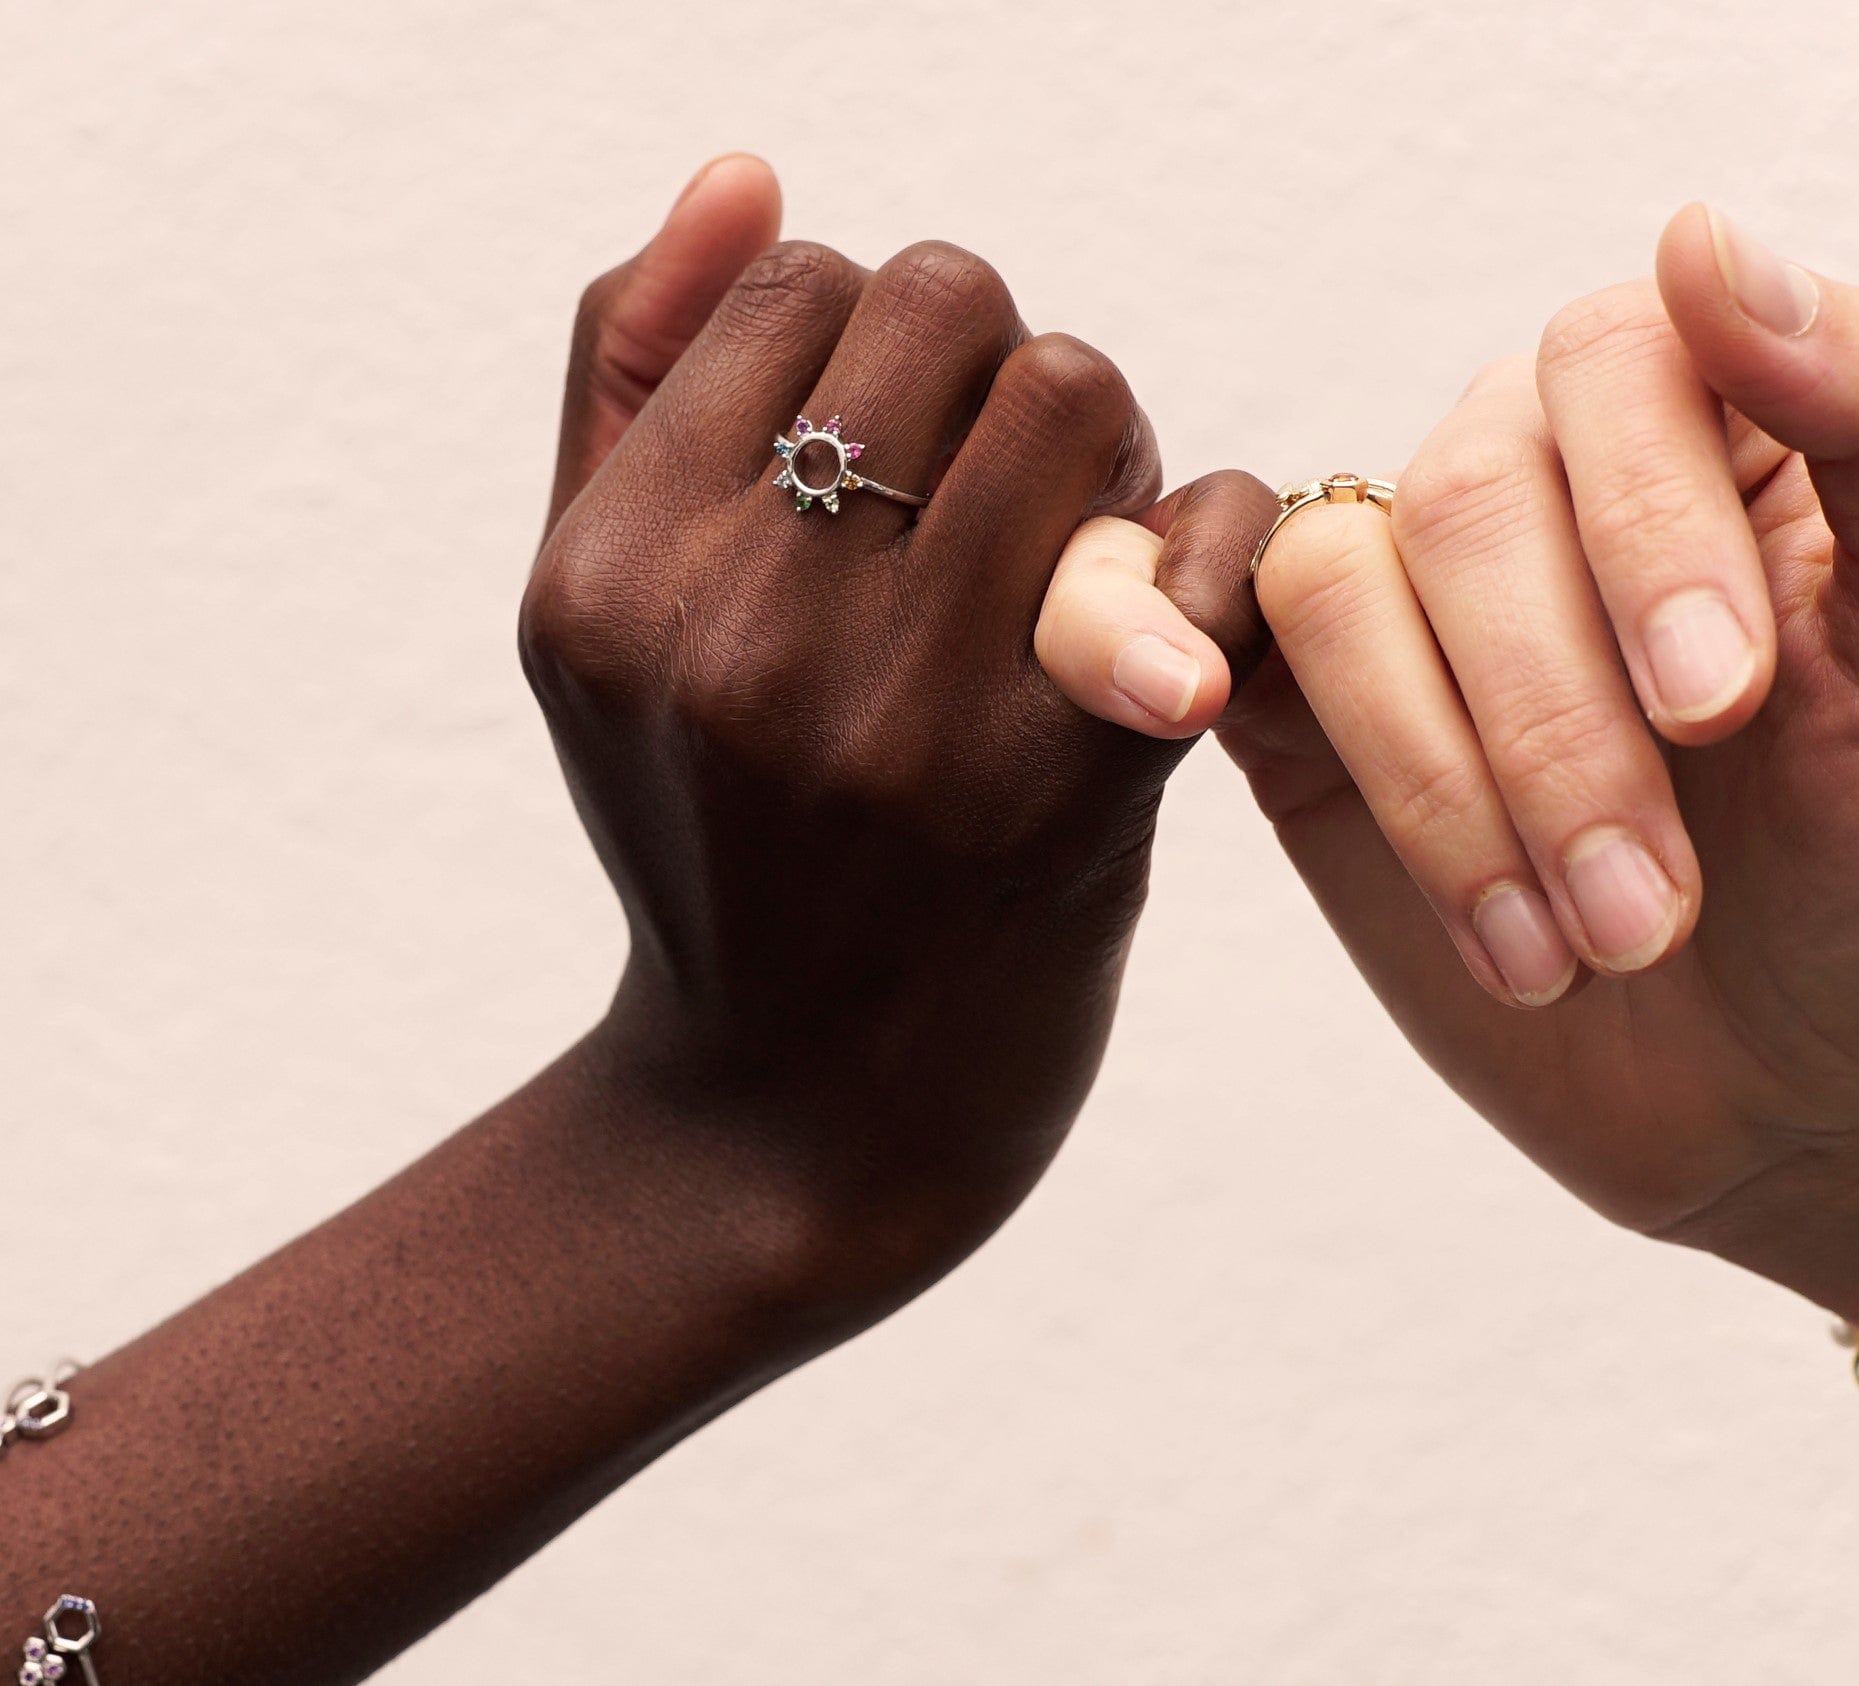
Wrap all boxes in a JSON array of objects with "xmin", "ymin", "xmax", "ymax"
[
  {"xmin": 1034, "ymin": 470, "xmax": 1278, "ymax": 739},
  {"xmin": 545, "ymin": 153, "xmax": 783, "ymax": 535},
  {"xmin": 1657, "ymin": 203, "xmax": 1859, "ymax": 589}
]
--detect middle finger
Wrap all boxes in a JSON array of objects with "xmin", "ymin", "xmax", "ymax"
[{"xmin": 1536, "ymin": 280, "xmax": 1778, "ymax": 742}]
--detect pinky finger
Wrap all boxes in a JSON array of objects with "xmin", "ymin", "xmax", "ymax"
[
  {"xmin": 1036, "ymin": 516, "xmax": 1225, "ymax": 735},
  {"xmin": 1034, "ymin": 471, "xmax": 1278, "ymax": 738}
]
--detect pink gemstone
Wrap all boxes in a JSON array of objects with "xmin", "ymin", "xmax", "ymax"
[
  {"xmin": 846, "ymin": 443, "xmax": 864, "ymax": 459},
  {"xmin": 823, "ymin": 415, "xmax": 841, "ymax": 434}
]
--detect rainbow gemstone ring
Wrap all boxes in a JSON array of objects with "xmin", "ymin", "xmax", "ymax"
[{"xmin": 771, "ymin": 415, "xmax": 930, "ymax": 514}]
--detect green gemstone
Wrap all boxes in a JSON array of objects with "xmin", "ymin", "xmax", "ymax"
[{"xmin": 796, "ymin": 495, "xmax": 812, "ymax": 511}]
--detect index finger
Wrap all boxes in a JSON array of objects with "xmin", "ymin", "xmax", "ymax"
[{"xmin": 547, "ymin": 154, "xmax": 784, "ymax": 534}]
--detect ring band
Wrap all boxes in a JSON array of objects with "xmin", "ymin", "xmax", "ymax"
[
  {"xmin": 771, "ymin": 415, "xmax": 930, "ymax": 515},
  {"xmin": 1250, "ymin": 473, "xmax": 1397, "ymax": 581}
]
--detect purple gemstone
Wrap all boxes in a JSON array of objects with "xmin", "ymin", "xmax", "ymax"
[
  {"xmin": 823, "ymin": 415, "xmax": 841, "ymax": 435},
  {"xmin": 45, "ymin": 1658, "xmax": 66, "ymax": 1681},
  {"xmin": 23, "ymin": 1639, "xmax": 46, "ymax": 1660},
  {"xmin": 793, "ymin": 416, "xmax": 811, "ymax": 435}
]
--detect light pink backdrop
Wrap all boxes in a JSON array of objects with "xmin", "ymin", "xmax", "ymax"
[{"xmin": 6, "ymin": 3, "xmax": 1855, "ymax": 1680}]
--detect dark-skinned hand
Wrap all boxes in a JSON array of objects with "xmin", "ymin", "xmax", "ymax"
[{"xmin": 526, "ymin": 155, "xmax": 1273, "ymax": 1321}]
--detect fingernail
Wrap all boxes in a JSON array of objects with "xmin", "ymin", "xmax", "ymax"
[
  {"xmin": 1564, "ymin": 830, "xmax": 1681, "ymax": 972},
  {"xmin": 1641, "ymin": 588, "xmax": 1757, "ymax": 723},
  {"xmin": 1113, "ymin": 636, "xmax": 1201, "ymax": 724},
  {"xmin": 1707, "ymin": 207, "xmax": 1820, "ymax": 338},
  {"xmin": 1473, "ymin": 884, "xmax": 1579, "ymax": 1007}
]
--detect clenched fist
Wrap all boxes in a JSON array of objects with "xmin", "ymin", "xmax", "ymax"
[{"xmin": 524, "ymin": 158, "xmax": 1268, "ymax": 1323}]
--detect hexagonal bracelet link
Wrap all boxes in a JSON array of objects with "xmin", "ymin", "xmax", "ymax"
[
  {"xmin": 16, "ymin": 1595, "xmax": 103, "ymax": 1686},
  {"xmin": 1, "ymin": 1362, "xmax": 81, "ymax": 1457}
]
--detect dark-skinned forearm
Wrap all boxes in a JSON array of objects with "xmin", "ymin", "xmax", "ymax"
[{"xmin": 0, "ymin": 1025, "xmax": 830, "ymax": 1685}]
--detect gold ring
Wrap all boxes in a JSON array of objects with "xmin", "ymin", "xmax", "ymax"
[{"xmin": 1249, "ymin": 473, "xmax": 1397, "ymax": 582}]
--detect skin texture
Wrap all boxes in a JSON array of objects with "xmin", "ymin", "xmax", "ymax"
[
  {"xmin": 3, "ymin": 158, "xmax": 1230, "ymax": 1680},
  {"xmin": 1038, "ymin": 202, "xmax": 1859, "ymax": 1321}
]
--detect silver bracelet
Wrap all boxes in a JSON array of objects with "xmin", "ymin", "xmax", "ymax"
[
  {"xmin": 1, "ymin": 1364, "xmax": 81, "ymax": 1456},
  {"xmin": 17, "ymin": 1596, "xmax": 102, "ymax": 1685},
  {"xmin": 5, "ymin": 1368, "xmax": 100, "ymax": 1682}
]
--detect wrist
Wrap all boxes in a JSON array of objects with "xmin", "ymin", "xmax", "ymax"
[
  {"xmin": 580, "ymin": 977, "xmax": 1043, "ymax": 1343},
  {"xmin": 525, "ymin": 1023, "xmax": 843, "ymax": 1335}
]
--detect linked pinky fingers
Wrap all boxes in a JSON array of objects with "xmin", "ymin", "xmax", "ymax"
[{"xmin": 1036, "ymin": 516, "xmax": 1233, "ymax": 738}]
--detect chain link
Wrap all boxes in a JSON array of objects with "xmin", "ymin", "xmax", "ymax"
[
  {"xmin": 16, "ymin": 1596, "xmax": 102, "ymax": 1686},
  {"xmin": 0, "ymin": 1363, "xmax": 81, "ymax": 1458}
]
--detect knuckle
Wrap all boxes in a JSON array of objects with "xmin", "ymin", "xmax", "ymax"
[
  {"xmin": 1155, "ymin": 473, "xmax": 1278, "ymax": 643},
  {"xmin": 1487, "ymin": 673, "xmax": 1630, "ymax": 791},
  {"xmin": 1394, "ymin": 431, "xmax": 1547, "ymax": 561},
  {"xmin": 1006, "ymin": 333, "xmax": 1131, "ymax": 435},
  {"xmin": 573, "ymin": 265, "xmax": 628, "ymax": 338},
  {"xmin": 1537, "ymin": 282, "xmax": 1668, "ymax": 385},
  {"xmin": 1171, "ymin": 467, "xmax": 1279, "ymax": 540},
  {"xmin": 1197, "ymin": 466, "xmax": 1275, "ymax": 508},
  {"xmin": 1382, "ymin": 749, "xmax": 1492, "ymax": 853},
  {"xmin": 1575, "ymin": 456, "xmax": 1702, "ymax": 560},
  {"xmin": 728, "ymin": 240, "xmax": 859, "ymax": 325},
  {"xmin": 519, "ymin": 507, "xmax": 668, "ymax": 702},
  {"xmin": 518, "ymin": 530, "xmax": 609, "ymax": 699},
  {"xmin": 874, "ymin": 240, "xmax": 1014, "ymax": 330}
]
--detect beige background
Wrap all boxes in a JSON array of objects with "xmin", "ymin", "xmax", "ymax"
[{"xmin": 6, "ymin": 2, "xmax": 1857, "ymax": 1680}]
